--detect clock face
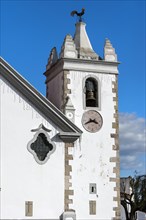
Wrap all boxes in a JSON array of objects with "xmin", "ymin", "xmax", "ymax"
[{"xmin": 82, "ymin": 110, "xmax": 103, "ymax": 133}]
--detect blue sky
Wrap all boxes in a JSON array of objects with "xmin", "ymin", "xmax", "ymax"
[{"xmin": 1, "ymin": 0, "xmax": 146, "ymax": 177}]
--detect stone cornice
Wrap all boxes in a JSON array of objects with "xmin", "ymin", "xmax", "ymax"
[
  {"xmin": 62, "ymin": 57, "xmax": 120, "ymax": 66},
  {"xmin": 44, "ymin": 57, "xmax": 120, "ymax": 83}
]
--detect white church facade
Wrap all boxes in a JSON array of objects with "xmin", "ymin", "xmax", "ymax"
[{"xmin": 0, "ymin": 17, "xmax": 120, "ymax": 220}]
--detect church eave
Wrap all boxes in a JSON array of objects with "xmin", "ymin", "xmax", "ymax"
[
  {"xmin": 0, "ymin": 57, "xmax": 82, "ymax": 136},
  {"xmin": 59, "ymin": 132, "xmax": 81, "ymax": 143}
]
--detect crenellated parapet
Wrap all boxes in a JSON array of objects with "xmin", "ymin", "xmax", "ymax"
[
  {"xmin": 60, "ymin": 34, "xmax": 77, "ymax": 59},
  {"xmin": 104, "ymin": 38, "xmax": 117, "ymax": 62},
  {"xmin": 46, "ymin": 47, "xmax": 58, "ymax": 70}
]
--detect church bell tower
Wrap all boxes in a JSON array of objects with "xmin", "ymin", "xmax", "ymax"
[{"xmin": 44, "ymin": 12, "xmax": 120, "ymax": 220}]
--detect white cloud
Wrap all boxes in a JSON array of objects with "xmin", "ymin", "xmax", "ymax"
[{"xmin": 119, "ymin": 112, "xmax": 146, "ymax": 176}]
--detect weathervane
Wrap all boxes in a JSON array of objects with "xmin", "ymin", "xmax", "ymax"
[{"xmin": 70, "ymin": 8, "xmax": 85, "ymax": 22}]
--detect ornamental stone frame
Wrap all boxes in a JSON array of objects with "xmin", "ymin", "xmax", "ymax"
[{"xmin": 27, "ymin": 124, "xmax": 56, "ymax": 165}]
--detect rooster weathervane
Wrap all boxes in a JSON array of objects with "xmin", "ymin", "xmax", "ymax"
[{"xmin": 70, "ymin": 8, "xmax": 85, "ymax": 22}]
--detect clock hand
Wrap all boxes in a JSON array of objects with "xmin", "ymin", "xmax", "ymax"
[
  {"xmin": 84, "ymin": 118, "xmax": 92, "ymax": 125},
  {"xmin": 93, "ymin": 119, "xmax": 99, "ymax": 124},
  {"xmin": 90, "ymin": 119, "xmax": 99, "ymax": 124}
]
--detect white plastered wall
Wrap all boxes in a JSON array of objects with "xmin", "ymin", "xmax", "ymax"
[
  {"xmin": 47, "ymin": 71, "xmax": 63, "ymax": 110},
  {"xmin": 0, "ymin": 77, "xmax": 64, "ymax": 219}
]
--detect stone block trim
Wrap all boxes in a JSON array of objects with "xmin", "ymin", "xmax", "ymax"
[
  {"xmin": 64, "ymin": 143, "xmax": 74, "ymax": 212},
  {"xmin": 110, "ymin": 76, "xmax": 121, "ymax": 220},
  {"xmin": 111, "ymin": 133, "xmax": 118, "ymax": 138},
  {"xmin": 112, "ymin": 145, "xmax": 119, "ymax": 151},
  {"xmin": 61, "ymin": 70, "xmax": 71, "ymax": 112},
  {"xmin": 110, "ymin": 157, "xmax": 120, "ymax": 163},
  {"xmin": 113, "ymin": 166, "xmax": 119, "ymax": 173},
  {"xmin": 109, "ymin": 177, "xmax": 119, "ymax": 183},
  {"xmin": 66, "ymin": 155, "xmax": 73, "ymax": 160},
  {"xmin": 112, "ymin": 122, "xmax": 118, "ymax": 129}
]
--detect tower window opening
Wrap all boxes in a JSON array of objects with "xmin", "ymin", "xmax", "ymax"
[
  {"xmin": 85, "ymin": 78, "xmax": 98, "ymax": 107},
  {"xmin": 89, "ymin": 183, "xmax": 97, "ymax": 194},
  {"xmin": 25, "ymin": 201, "xmax": 33, "ymax": 217},
  {"xmin": 89, "ymin": 200, "xmax": 96, "ymax": 215}
]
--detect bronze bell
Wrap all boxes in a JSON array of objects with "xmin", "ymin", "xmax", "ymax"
[
  {"xmin": 87, "ymin": 91, "xmax": 96, "ymax": 100},
  {"xmin": 86, "ymin": 91, "xmax": 96, "ymax": 106}
]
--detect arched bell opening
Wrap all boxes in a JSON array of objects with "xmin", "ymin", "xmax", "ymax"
[{"xmin": 85, "ymin": 78, "xmax": 98, "ymax": 107}]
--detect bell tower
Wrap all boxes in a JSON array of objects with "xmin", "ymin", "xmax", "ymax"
[{"xmin": 44, "ymin": 15, "xmax": 120, "ymax": 220}]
